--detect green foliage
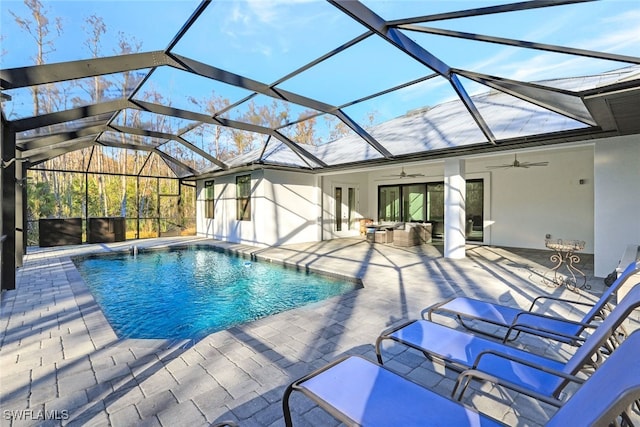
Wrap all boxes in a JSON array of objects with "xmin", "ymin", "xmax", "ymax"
[{"xmin": 26, "ymin": 169, "xmax": 195, "ymax": 244}]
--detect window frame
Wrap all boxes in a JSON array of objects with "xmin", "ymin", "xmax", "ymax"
[
  {"xmin": 236, "ymin": 174, "xmax": 251, "ymax": 221},
  {"xmin": 204, "ymin": 180, "xmax": 215, "ymax": 219}
]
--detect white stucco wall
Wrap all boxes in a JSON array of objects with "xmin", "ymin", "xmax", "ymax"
[
  {"xmin": 479, "ymin": 147, "xmax": 595, "ymax": 252},
  {"xmin": 259, "ymin": 170, "xmax": 319, "ymax": 245},
  {"xmin": 594, "ymin": 135, "xmax": 640, "ymax": 277},
  {"xmin": 196, "ymin": 169, "xmax": 320, "ymax": 246},
  {"xmin": 197, "ymin": 172, "xmax": 260, "ymax": 244}
]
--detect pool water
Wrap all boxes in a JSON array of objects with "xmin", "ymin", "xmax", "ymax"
[{"xmin": 74, "ymin": 247, "xmax": 359, "ymax": 341}]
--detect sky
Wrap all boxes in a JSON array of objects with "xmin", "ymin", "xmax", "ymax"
[{"xmin": 1, "ymin": 0, "xmax": 639, "ymax": 144}]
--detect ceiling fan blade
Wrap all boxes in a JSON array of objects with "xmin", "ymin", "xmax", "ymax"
[
  {"xmin": 406, "ymin": 173, "xmax": 425, "ymax": 177},
  {"xmin": 487, "ymin": 154, "xmax": 548, "ymax": 169}
]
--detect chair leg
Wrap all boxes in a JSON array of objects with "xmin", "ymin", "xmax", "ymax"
[
  {"xmin": 282, "ymin": 383, "xmax": 296, "ymax": 427},
  {"xmin": 452, "ymin": 371, "xmax": 478, "ymax": 402},
  {"xmin": 375, "ymin": 335, "xmax": 386, "ymax": 364}
]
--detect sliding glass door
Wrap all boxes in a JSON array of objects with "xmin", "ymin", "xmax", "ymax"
[
  {"xmin": 377, "ymin": 179, "xmax": 483, "ymax": 241},
  {"xmin": 378, "ymin": 185, "xmax": 401, "ymax": 222},
  {"xmin": 402, "ymin": 185, "xmax": 426, "ymax": 222},
  {"xmin": 426, "ymin": 183, "xmax": 444, "ymax": 237}
]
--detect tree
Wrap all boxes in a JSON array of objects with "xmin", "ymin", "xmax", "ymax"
[
  {"xmin": 10, "ymin": 0, "xmax": 62, "ymax": 117},
  {"xmin": 114, "ymin": 31, "xmax": 144, "ymax": 217},
  {"xmin": 324, "ymin": 115, "xmax": 350, "ymax": 142},
  {"xmin": 290, "ymin": 111, "xmax": 318, "ymax": 145},
  {"xmin": 80, "ymin": 14, "xmax": 110, "ymax": 216}
]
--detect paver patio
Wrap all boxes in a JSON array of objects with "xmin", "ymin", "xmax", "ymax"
[{"xmin": 1, "ymin": 237, "xmax": 638, "ymax": 426}]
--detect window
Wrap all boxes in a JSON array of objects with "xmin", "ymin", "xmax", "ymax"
[
  {"xmin": 335, "ymin": 187, "xmax": 343, "ymax": 231},
  {"xmin": 378, "ymin": 184, "xmax": 427, "ymax": 222},
  {"xmin": 335, "ymin": 185, "xmax": 357, "ymax": 232},
  {"xmin": 378, "ymin": 185, "xmax": 400, "ymax": 222},
  {"xmin": 466, "ymin": 179, "xmax": 484, "ymax": 242},
  {"xmin": 378, "ymin": 179, "xmax": 484, "ymax": 240},
  {"xmin": 236, "ymin": 174, "xmax": 251, "ymax": 221},
  {"xmin": 204, "ymin": 180, "xmax": 214, "ymax": 219},
  {"xmin": 402, "ymin": 184, "xmax": 426, "ymax": 222}
]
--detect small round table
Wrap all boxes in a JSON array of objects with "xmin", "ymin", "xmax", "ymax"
[{"xmin": 543, "ymin": 239, "xmax": 589, "ymax": 292}]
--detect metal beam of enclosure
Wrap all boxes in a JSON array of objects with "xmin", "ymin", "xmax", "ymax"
[
  {"xmin": 333, "ymin": 110, "xmax": 393, "ymax": 158},
  {"xmin": 167, "ymin": 53, "xmax": 339, "ymax": 114},
  {"xmin": 328, "ymin": 0, "xmax": 496, "ymax": 144},
  {"xmin": 386, "ymin": 0, "xmax": 595, "ymax": 26},
  {"xmin": 397, "ymin": 24, "xmax": 640, "ymax": 65},
  {"xmin": 11, "ymin": 100, "xmax": 134, "ymax": 133},
  {"xmin": 18, "ymin": 125, "xmax": 106, "ymax": 151},
  {"xmin": 0, "ymin": 51, "xmax": 182, "ymax": 89},
  {"xmin": 107, "ymin": 124, "xmax": 228, "ymax": 170}
]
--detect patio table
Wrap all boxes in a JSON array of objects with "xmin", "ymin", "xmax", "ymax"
[{"xmin": 543, "ymin": 238, "xmax": 589, "ymax": 292}]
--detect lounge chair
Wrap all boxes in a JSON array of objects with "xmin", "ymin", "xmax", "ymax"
[
  {"xmin": 282, "ymin": 330, "xmax": 640, "ymax": 426},
  {"xmin": 425, "ymin": 261, "xmax": 640, "ymax": 344},
  {"xmin": 375, "ymin": 283, "xmax": 640, "ymax": 405}
]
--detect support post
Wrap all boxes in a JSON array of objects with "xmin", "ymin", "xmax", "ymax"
[
  {"xmin": 1, "ymin": 116, "xmax": 16, "ymax": 290},
  {"xmin": 444, "ymin": 158, "xmax": 466, "ymax": 259},
  {"xmin": 15, "ymin": 160, "xmax": 25, "ymax": 267}
]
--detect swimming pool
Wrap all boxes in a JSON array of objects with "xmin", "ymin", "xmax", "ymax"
[{"xmin": 73, "ymin": 246, "xmax": 359, "ymax": 341}]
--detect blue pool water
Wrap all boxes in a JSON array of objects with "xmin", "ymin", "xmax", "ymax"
[{"xmin": 74, "ymin": 247, "xmax": 359, "ymax": 341}]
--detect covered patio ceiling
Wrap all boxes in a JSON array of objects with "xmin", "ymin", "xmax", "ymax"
[{"xmin": 1, "ymin": 0, "xmax": 640, "ymax": 179}]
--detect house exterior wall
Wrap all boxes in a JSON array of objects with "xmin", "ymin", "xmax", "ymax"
[
  {"xmin": 594, "ymin": 135, "xmax": 640, "ymax": 277},
  {"xmin": 259, "ymin": 170, "xmax": 319, "ymax": 245},
  {"xmin": 196, "ymin": 169, "xmax": 319, "ymax": 246},
  {"xmin": 196, "ymin": 172, "xmax": 261, "ymax": 244},
  {"xmin": 478, "ymin": 147, "xmax": 595, "ymax": 252},
  {"xmin": 196, "ymin": 140, "xmax": 638, "ymax": 278}
]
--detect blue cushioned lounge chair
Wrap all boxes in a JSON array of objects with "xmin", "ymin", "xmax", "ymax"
[
  {"xmin": 425, "ymin": 261, "xmax": 639, "ymax": 344},
  {"xmin": 283, "ymin": 330, "xmax": 640, "ymax": 426},
  {"xmin": 375, "ymin": 283, "xmax": 640, "ymax": 406}
]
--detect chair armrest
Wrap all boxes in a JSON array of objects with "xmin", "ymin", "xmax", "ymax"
[
  {"xmin": 375, "ymin": 319, "xmax": 419, "ymax": 364},
  {"xmin": 471, "ymin": 349, "xmax": 585, "ymax": 383},
  {"xmin": 504, "ymin": 311, "xmax": 596, "ymax": 343},
  {"xmin": 453, "ymin": 367, "xmax": 567, "ymax": 407},
  {"xmin": 451, "ymin": 349, "xmax": 585, "ymax": 405},
  {"xmin": 528, "ymin": 295, "xmax": 596, "ymax": 312},
  {"xmin": 421, "ymin": 297, "xmax": 456, "ymax": 320}
]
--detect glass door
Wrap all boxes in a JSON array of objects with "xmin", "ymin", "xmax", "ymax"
[
  {"xmin": 402, "ymin": 184, "xmax": 426, "ymax": 222},
  {"xmin": 378, "ymin": 185, "xmax": 400, "ymax": 222},
  {"xmin": 334, "ymin": 184, "xmax": 358, "ymax": 236},
  {"xmin": 465, "ymin": 179, "xmax": 484, "ymax": 241}
]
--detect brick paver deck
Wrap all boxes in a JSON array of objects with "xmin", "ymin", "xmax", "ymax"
[{"xmin": 1, "ymin": 237, "xmax": 638, "ymax": 426}]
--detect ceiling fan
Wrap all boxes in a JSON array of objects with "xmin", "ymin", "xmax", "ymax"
[
  {"xmin": 382, "ymin": 167, "xmax": 425, "ymax": 178},
  {"xmin": 487, "ymin": 154, "xmax": 549, "ymax": 169}
]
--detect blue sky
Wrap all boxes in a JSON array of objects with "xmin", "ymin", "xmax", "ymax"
[{"xmin": 2, "ymin": 0, "xmax": 639, "ymax": 143}]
